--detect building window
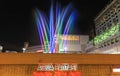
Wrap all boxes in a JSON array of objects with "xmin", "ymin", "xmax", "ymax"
[
  {"xmin": 115, "ymin": 37, "xmax": 119, "ymax": 42},
  {"xmin": 104, "ymin": 42, "xmax": 106, "ymax": 47},
  {"xmin": 113, "ymin": 17, "xmax": 118, "ymax": 24},
  {"xmin": 107, "ymin": 41, "xmax": 110, "ymax": 46},
  {"xmin": 111, "ymin": 39, "xmax": 115, "ymax": 44},
  {"xmin": 116, "ymin": 16, "xmax": 118, "ymax": 18}
]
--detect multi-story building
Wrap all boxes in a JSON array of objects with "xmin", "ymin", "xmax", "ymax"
[
  {"xmin": 58, "ymin": 35, "xmax": 89, "ymax": 53},
  {"xmin": 25, "ymin": 35, "xmax": 89, "ymax": 53},
  {"xmin": 92, "ymin": 0, "xmax": 120, "ymax": 54}
]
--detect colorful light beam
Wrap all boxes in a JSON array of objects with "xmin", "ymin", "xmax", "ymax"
[{"xmin": 34, "ymin": 2, "xmax": 76, "ymax": 53}]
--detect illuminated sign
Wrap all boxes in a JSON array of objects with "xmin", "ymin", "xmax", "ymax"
[
  {"xmin": 33, "ymin": 72, "xmax": 53, "ymax": 76},
  {"xmin": 59, "ymin": 35, "xmax": 80, "ymax": 40},
  {"xmin": 33, "ymin": 71, "xmax": 82, "ymax": 76},
  {"xmin": 55, "ymin": 64, "xmax": 77, "ymax": 71},
  {"xmin": 36, "ymin": 63, "xmax": 77, "ymax": 71},
  {"xmin": 37, "ymin": 64, "xmax": 54, "ymax": 71},
  {"xmin": 113, "ymin": 68, "xmax": 120, "ymax": 72}
]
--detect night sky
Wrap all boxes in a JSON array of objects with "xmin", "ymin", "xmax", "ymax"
[{"xmin": 0, "ymin": 0, "xmax": 110, "ymax": 51}]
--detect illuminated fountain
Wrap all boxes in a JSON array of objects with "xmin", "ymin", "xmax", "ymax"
[{"xmin": 34, "ymin": 2, "xmax": 76, "ymax": 53}]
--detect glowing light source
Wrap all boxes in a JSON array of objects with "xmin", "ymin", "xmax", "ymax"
[
  {"xmin": 22, "ymin": 48, "xmax": 26, "ymax": 53},
  {"xmin": 113, "ymin": 68, "xmax": 120, "ymax": 72},
  {"xmin": 64, "ymin": 47, "xmax": 67, "ymax": 51},
  {"xmin": 94, "ymin": 23, "xmax": 120, "ymax": 45},
  {"xmin": 0, "ymin": 45, "xmax": 3, "ymax": 52},
  {"xmin": 34, "ymin": 2, "xmax": 76, "ymax": 53}
]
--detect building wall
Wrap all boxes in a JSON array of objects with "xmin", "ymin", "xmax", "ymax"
[
  {"xmin": 92, "ymin": 0, "xmax": 120, "ymax": 53},
  {"xmin": 95, "ymin": 0, "xmax": 120, "ymax": 35},
  {"xmin": 0, "ymin": 54, "xmax": 120, "ymax": 76},
  {"xmin": 58, "ymin": 35, "xmax": 81, "ymax": 53},
  {"xmin": 25, "ymin": 45, "xmax": 43, "ymax": 53},
  {"xmin": 0, "ymin": 64, "xmax": 119, "ymax": 76},
  {"xmin": 25, "ymin": 35, "xmax": 88, "ymax": 53},
  {"xmin": 58, "ymin": 35, "xmax": 89, "ymax": 53},
  {"xmin": 0, "ymin": 64, "xmax": 35, "ymax": 76},
  {"xmin": 1, "ymin": 53, "xmax": 120, "ymax": 64},
  {"xmin": 85, "ymin": 40, "xmax": 95, "ymax": 53},
  {"xmin": 80, "ymin": 35, "xmax": 89, "ymax": 52}
]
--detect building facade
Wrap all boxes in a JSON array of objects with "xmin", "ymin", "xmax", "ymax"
[
  {"xmin": 58, "ymin": 35, "xmax": 89, "ymax": 53},
  {"xmin": 25, "ymin": 35, "xmax": 89, "ymax": 53},
  {"xmin": 95, "ymin": 0, "xmax": 120, "ymax": 36},
  {"xmin": 91, "ymin": 0, "xmax": 120, "ymax": 54}
]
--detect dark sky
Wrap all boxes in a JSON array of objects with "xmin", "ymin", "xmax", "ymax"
[{"xmin": 0, "ymin": 0, "xmax": 110, "ymax": 51}]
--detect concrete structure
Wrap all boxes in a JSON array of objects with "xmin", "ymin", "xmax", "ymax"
[
  {"xmin": 1, "ymin": 54, "xmax": 120, "ymax": 76},
  {"xmin": 25, "ymin": 35, "xmax": 89, "ymax": 53},
  {"xmin": 57, "ymin": 35, "xmax": 89, "ymax": 53},
  {"xmin": 85, "ymin": 40, "xmax": 95, "ymax": 53},
  {"xmin": 95, "ymin": 0, "xmax": 120, "ymax": 34},
  {"xmin": 25, "ymin": 45, "xmax": 44, "ymax": 53},
  {"xmin": 87, "ymin": 0, "xmax": 120, "ymax": 54}
]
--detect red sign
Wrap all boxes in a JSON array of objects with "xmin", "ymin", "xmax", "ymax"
[
  {"xmin": 54, "ymin": 71, "xmax": 67, "ymax": 76},
  {"xmin": 33, "ymin": 72, "xmax": 44, "ymax": 76},
  {"xmin": 33, "ymin": 71, "xmax": 82, "ymax": 76},
  {"xmin": 68, "ymin": 71, "xmax": 82, "ymax": 76},
  {"xmin": 44, "ymin": 72, "xmax": 53, "ymax": 76},
  {"xmin": 33, "ymin": 72, "xmax": 53, "ymax": 76}
]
